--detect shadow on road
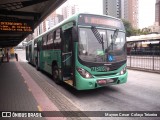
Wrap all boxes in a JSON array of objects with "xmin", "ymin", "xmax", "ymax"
[{"xmin": 61, "ymin": 83, "xmax": 120, "ymax": 98}]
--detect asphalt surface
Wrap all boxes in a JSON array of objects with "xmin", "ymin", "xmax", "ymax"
[{"xmin": 16, "ymin": 50, "xmax": 160, "ymax": 120}]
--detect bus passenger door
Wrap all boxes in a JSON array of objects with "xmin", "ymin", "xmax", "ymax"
[
  {"xmin": 61, "ymin": 28, "xmax": 74, "ymax": 86},
  {"xmin": 36, "ymin": 39, "xmax": 41, "ymax": 70}
]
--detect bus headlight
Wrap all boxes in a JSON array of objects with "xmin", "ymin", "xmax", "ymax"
[
  {"xmin": 77, "ymin": 67, "xmax": 93, "ymax": 78},
  {"xmin": 120, "ymin": 66, "xmax": 126, "ymax": 75}
]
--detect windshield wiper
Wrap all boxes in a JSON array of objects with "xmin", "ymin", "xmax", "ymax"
[
  {"xmin": 110, "ymin": 29, "xmax": 119, "ymax": 50},
  {"xmin": 112, "ymin": 29, "xmax": 119, "ymax": 42},
  {"xmin": 91, "ymin": 26, "xmax": 105, "ymax": 62},
  {"xmin": 91, "ymin": 26, "xmax": 104, "ymax": 52}
]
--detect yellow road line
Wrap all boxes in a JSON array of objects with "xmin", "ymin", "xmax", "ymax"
[{"xmin": 37, "ymin": 105, "xmax": 42, "ymax": 111}]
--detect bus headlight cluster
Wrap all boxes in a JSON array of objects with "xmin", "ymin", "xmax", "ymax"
[
  {"xmin": 120, "ymin": 66, "xmax": 126, "ymax": 75},
  {"xmin": 77, "ymin": 67, "xmax": 93, "ymax": 78}
]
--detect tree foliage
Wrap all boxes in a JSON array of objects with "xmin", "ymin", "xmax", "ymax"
[
  {"xmin": 122, "ymin": 19, "xmax": 133, "ymax": 37},
  {"xmin": 122, "ymin": 19, "xmax": 151, "ymax": 37}
]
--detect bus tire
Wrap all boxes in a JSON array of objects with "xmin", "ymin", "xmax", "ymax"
[{"xmin": 52, "ymin": 65, "xmax": 61, "ymax": 84}]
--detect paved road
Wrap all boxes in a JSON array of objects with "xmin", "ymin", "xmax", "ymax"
[{"xmin": 17, "ymin": 50, "xmax": 160, "ymax": 120}]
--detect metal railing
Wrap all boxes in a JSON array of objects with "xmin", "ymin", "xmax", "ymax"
[{"xmin": 127, "ymin": 51, "xmax": 160, "ymax": 73}]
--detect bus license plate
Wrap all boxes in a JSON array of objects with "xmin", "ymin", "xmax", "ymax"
[
  {"xmin": 107, "ymin": 79, "xmax": 114, "ymax": 83},
  {"xmin": 97, "ymin": 79, "xmax": 114, "ymax": 85}
]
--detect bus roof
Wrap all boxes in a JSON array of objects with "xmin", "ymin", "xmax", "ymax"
[{"xmin": 33, "ymin": 13, "xmax": 124, "ymax": 40}]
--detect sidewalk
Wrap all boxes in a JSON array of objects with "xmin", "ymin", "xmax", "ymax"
[
  {"xmin": 0, "ymin": 61, "xmax": 38, "ymax": 111},
  {"xmin": 0, "ymin": 59, "xmax": 66, "ymax": 120}
]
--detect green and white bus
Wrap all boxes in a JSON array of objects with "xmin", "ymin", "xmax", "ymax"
[{"xmin": 26, "ymin": 13, "xmax": 128, "ymax": 90}]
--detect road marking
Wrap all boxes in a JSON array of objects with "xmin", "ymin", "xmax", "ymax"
[{"xmin": 37, "ymin": 105, "xmax": 42, "ymax": 111}]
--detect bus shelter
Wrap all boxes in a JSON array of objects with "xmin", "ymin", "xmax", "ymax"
[{"xmin": 127, "ymin": 34, "xmax": 160, "ymax": 73}]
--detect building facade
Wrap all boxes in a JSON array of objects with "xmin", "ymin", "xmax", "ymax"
[
  {"xmin": 155, "ymin": 0, "xmax": 160, "ymax": 26},
  {"xmin": 123, "ymin": 0, "xmax": 139, "ymax": 28},
  {"xmin": 103, "ymin": 0, "xmax": 139, "ymax": 28},
  {"xmin": 103, "ymin": 0, "xmax": 122, "ymax": 18},
  {"xmin": 149, "ymin": 22, "xmax": 160, "ymax": 33},
  {"xmin": 26, "ymin": 1, "xmax": 79, "ymax": 41},
  {"xmin": 62, "ymin": 4, "xmax": 79, "ymax": 19}
]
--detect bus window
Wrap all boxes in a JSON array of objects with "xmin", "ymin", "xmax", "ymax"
[
  {"xmin": 107, "ymin": 31, "xmax": 125, "ymax": 51},
  {"xmin": 37, "ymin": 37, "xmax": 42, "ymax": 51},
  {"xmin": 42, "ymin": 35, "xmax": 47, "ymax": 50},
  {"xmin": 47, "ymin": 32, "xmax": 54, "ymax": 49},
  {"xmin": 34, "ymin": 40, "xmax": 37, "ymax": 48},
  {"xmin": 79, "ymin": 30, "xmax": 88, "ymax": 54},
  {"xmin": 63, "ymin": 28, "xmax": 72, "ymax": 52},
  {"xmin": 54, "ymin": 29, "xmax": 61, "ymax": 49}
]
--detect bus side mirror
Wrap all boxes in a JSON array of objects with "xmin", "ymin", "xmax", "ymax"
[{"xmin": 72, "ymin": 27, "xmax": 78, "ymax": 42}]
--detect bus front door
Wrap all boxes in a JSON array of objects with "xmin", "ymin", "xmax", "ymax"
[{"xmin": 62, "ymin": 28, "xmax": 74, "ymax": 86}]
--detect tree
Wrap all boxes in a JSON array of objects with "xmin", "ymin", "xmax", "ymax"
[
  {"xmin": 122, "ymin": 20, "xmax": 152, "ymax": 36},
  {"xmin": 141, "ymin": 27, "xmax": 151, "ymax": 35},
  {"xmin": 132, "ymin": 29, "xmax": 143, "ymax": 36},
  {"xmin": 122, "ymin": 19, "xmax": 134, "ymax": 37}
]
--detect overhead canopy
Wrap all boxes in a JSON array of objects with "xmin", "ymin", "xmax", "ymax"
[
  {"xmin": 0, "ymin": 0, "xmax": 66, "ymax": 47},
  {"xmin": 127, "ymin": 34, "xmax": 160, "ymax": 42}
]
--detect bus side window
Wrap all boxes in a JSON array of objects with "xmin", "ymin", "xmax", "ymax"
[
  {"xmin": 63, "ymin": 28, "xmax": 72, "ymax": 52},
  {"xmin": 34, "ymin": 39, "xmax": 37, "ymax": 51},
  {"xmin": 54, "ymin": 29, "xmax": 61, "ymax": 49},
  {"xmin": 47, "ymin": 32, "xmax": 54, "ymax": 49},
  {"xmin": 79, "ymin": 30, "xmax": 88, "ymax": 53},
  {"xmin": 37, "ymin": 37, "xmax": 42, "ymax": 51},
  {"xmin": 37, "ymin": 41, "xmax": 40, "ymax": 51},
  {"xmin": 42, "ymin": 35, "xmax": 47, "ymax": 50}
]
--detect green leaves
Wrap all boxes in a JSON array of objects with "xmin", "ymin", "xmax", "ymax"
[{"xmin": 122, "ymin": 19, "xmax": 151, "ymax": 37}]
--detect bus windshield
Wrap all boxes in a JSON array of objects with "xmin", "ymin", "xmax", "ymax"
[{"xmin": 78, "ymin": 27, "xmax": 126, "ymax": 63}]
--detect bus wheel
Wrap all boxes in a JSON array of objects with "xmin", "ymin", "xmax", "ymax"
[{"xmin": 52, "ymin": 66, "xmax": 61, "ymax": 84}]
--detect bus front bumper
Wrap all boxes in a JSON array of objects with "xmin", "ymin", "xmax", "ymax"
[{"xmin": 75, "ymin": 71, "xmax": 128, "ymax": 90}]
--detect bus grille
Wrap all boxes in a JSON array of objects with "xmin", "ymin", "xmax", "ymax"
[{"xmin": 94, "ymin": 73, "xmax": 117, "ymax": 77}]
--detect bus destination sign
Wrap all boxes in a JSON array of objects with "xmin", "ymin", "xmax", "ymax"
[
  {"xmin": 78, "ymin": 14, "xmax": 124, "ymax": 30},
  {"xmin": 84, "ymin": 17, "xmax": 121, "ymax": 28},
  {"xmin": 0, "ymin": 21, "xmax": 33, "ymax": 33}
]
